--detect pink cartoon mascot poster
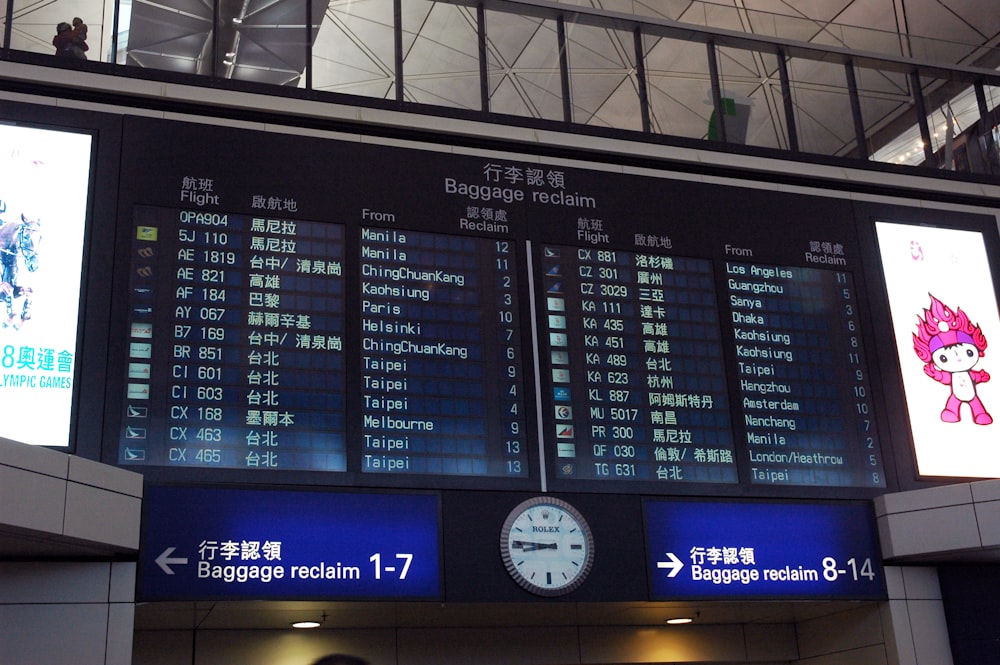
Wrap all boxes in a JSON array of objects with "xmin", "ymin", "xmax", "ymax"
[{"xmin": 913, "ymin": 295, "xmax": 992, "ymax": 425}]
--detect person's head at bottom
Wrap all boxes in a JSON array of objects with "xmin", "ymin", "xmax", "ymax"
[{"xmin": 310, "ymin": 655, "xmax": 368, "ymax": 665}]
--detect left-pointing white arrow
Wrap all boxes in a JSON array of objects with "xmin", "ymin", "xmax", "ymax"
[
  {"xmin": 656, "ymin": 552, "xmax": 684, "ymax": 578},
  {"xmin": 156, "ymin": 547, "xmax": 189, "ymax": 575}
]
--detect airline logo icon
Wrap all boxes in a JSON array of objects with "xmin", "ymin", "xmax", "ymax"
[
  {"xmin": 549, "ymin": 332, "xmax": 568, "ymax": 347},
  {"xmin": 553, "ymin": 387, "xmax": 571, "ymax": 402},
  {"xmin": 557, "ymin": 444, "xmax": 577, "ymax": 458},
  {"xmin": 127, "ymin": 383, "xmax": 150, "ymax": 400},
  {"xmin": 551, "ymin": 350, "xmax": 569, "ymax": 365},
  {"xmin": 128, "ymin": 363, "xmax": 151, "ymax": 379},
  {"xmin": 123, "ymin": 448, "xmax": 146, "ymax": 461},
  {"xmin": 136, "ymin": 226, "xmax": 158, "ymax": 241},
  {"xmin": 556, "ymin": 424, "xmax": 574, "ymax": 439},
  {"xmin": 546, "ymin": 297, "xmax": 565, "ymax": 312},
  {"xmin": 125, "ymin": 426, "xmax": 147, "ymax": 440},
  {"xmin": 543, "ymin": 247, "xmax": 561, "ymax": 258},
  {"xmin": 546, "ymin": 281, "xmax": 562, "ymax": 294},
  {"xmin": 552, "ymin": 368, "xmax": 571, "ymax": 383},
  {"xmin": 545, "ymin": 264, "xmax": 561, "ymax": 276},
  {"xmin": 547, "ymin": 314, "xmax": 566, "ymax": 329},
  {"xmin": 555, "ymin": 405, "xmax": 573, "ymax": 420},
  {"xmin": 127, "ymin": 405, "xmax": 148, "ymax": 418},
  {"xmin": 129, "ymin": 342, "xmax": 152, "ymax": 359},
  {"xmin": 131, "ymin": 322, "xmax": 153, "ymax": 338}
]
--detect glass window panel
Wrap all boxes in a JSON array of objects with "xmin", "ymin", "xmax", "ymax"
[
  {"xmin": 920, "ymin": 73, "xmax": 969, "ymax": 171},
  {"xmin": 716, "ymin": 46, "xmax": 788, "ymax": 149},
  {"xmin": 10, "ymin": 0, "xmax": 107, "ymax": 60},
  {"xmin": 642, "ymin": 33, "xmax": 713, "ymax": 140},
  {"xmin": 221, "ymin": 0, "xmax": 311, "ymax": 86},
  {"xmin": 786, "ymin": 56, "xmax": 857, "ymax": 157},
  {"xmin": 852, "ymin": 64, "xmax": 912, "ymax": 164},
  {"xmin": 484, "ymin": 11, "xmax": 563, "ymax": 121},
  {"xmin": 121, "ymin": 0, "xmax": 212, "ymax": 75},
  {"xmin": 565, "ymin": 22, "xmax": 641, "ymax": 131},
  {"xmin": 401, "ymin": 0, "xmax": 480, "ymax": 110},
  {"xmin": 311, "ymin": 0, "xmax": 396, "ymax": 99},
  {"xmin": 980, "ymin": 84, "xmax": 1000, "ymax": 176}
]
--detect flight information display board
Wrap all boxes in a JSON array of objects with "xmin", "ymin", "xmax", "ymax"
[
  {"xmin": 109, "ymin": 115, "xmax": 904, "ymax": 494},
  {"xmin": 358, "ymin": 227, "xmax": 529, "ymax": 477},
  {"xmin": 723, "ymin": 262, "xmax": 885, "ymax": 487},
  {"xmin": 536, "ymin": 245, "xmax": 737, "ymax": 484},
  {"xmin": 119, "ymin": 206, "xmax": 348, "ymax": 470}
]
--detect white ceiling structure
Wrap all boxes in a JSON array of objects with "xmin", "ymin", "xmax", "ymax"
[{"xmin": 8, "ymin": 0, "xmax": 1000, "ymax": 165}]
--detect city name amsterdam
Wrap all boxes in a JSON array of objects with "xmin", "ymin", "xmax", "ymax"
[{"xmin": 742, "ymin": 397, "xmax": 800, "ymax": 411}]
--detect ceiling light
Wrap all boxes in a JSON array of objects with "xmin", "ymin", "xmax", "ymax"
[
  {"xmin": 665, "ymin": 617, "xmax": 693, "ymax": 625},
  {"xmin": 291, "ymin": 620, "xmax": 321, "ymax": 629}
]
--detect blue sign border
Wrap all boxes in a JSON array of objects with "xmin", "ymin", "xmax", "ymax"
[
  {"xmin": 643, "ymin": 499, "xmax": 886, "ymax": 600},
  {"xmin": 140, "ymin": 486, "xmax": 442, "ymax": 600}
]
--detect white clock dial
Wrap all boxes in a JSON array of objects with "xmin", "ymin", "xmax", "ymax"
[{"xmin": 499, "ymin": 497, "xmax": 595, "ymax": 596}]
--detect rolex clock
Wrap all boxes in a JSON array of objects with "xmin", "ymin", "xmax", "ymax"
[{"xmin": 499, "ymin": 497, "xmax": 595, "ymax": 596}]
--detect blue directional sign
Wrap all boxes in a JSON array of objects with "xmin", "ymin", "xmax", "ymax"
[
  {"xmin": 643, "ymin": 499, "xmax": 885, "ymax": 599},
  {"xmin": 141, "ymin": 486, "xmax": 442, "ymax": 600}
]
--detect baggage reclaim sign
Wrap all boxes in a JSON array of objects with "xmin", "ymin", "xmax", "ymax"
[
  {"xmin": 140, "ymin": 486, "xmax": 441, "ymax": 600},
  {"xmin": 643, "ymin": 500, "xmax": 885, "ymax": 600}
]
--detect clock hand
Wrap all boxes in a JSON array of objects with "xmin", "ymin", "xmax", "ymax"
[{"xmin": 512, "ymin": 540, "xmax": 558, "ymax": 552}]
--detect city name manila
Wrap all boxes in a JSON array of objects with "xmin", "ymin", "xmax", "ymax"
[
  {"xmin": 746, "ymin": 431, "xmax": 787, "ymax": 446},
  {"xmin": 361, "ymin": 228, "xmax": 408, "ymax": 245}
]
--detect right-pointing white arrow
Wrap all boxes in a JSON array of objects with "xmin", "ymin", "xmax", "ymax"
[
  {"xmin": 155, "ymin": 547, "xmax": 189, "ymax": 575},
  {"xmin": 656, "ymin": 552, "xmax": 684, "ymax": 578}
]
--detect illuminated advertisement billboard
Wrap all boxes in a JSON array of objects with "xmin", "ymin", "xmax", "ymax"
[
  {"xmin": 875, "ymin": 220, "xmax": 1000, "ymax": 478},
  {"xmin": 0, "ymin": 124, "xmax": 92, "ymax": 448}
]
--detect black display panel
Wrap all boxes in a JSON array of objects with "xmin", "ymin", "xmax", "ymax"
[
  {"xmin": 535, "ymin": 244, "xmax": 737, "ymax": 483},
  {"xmin": 119, "ymin": 206, "xmax": 347, "ymax": 470},
  {"xmin": 102, "ymin": 114, "xmax": 917, "ymax": 495},
  {"xmin": 358, "ymin": 227, "xmax": 529, "ymax": 477},
  {"xmin": 723, "ymin": 262, "xmax": 884, "ymax": 487}
]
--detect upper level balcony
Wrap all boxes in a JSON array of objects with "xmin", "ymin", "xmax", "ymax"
[{"xmin": 3, "ymin": 0, "xmax": 1000, "ymax": 178}]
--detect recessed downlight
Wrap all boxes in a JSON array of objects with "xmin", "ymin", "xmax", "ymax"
[{"xmin": 291, "ymin": 620, "xmax": 322, "ymax": 629}]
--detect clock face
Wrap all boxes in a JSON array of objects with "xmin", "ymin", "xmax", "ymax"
[{"xmin": 499, "ymin": 497, "xmax": 595, "ymax": 596}]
